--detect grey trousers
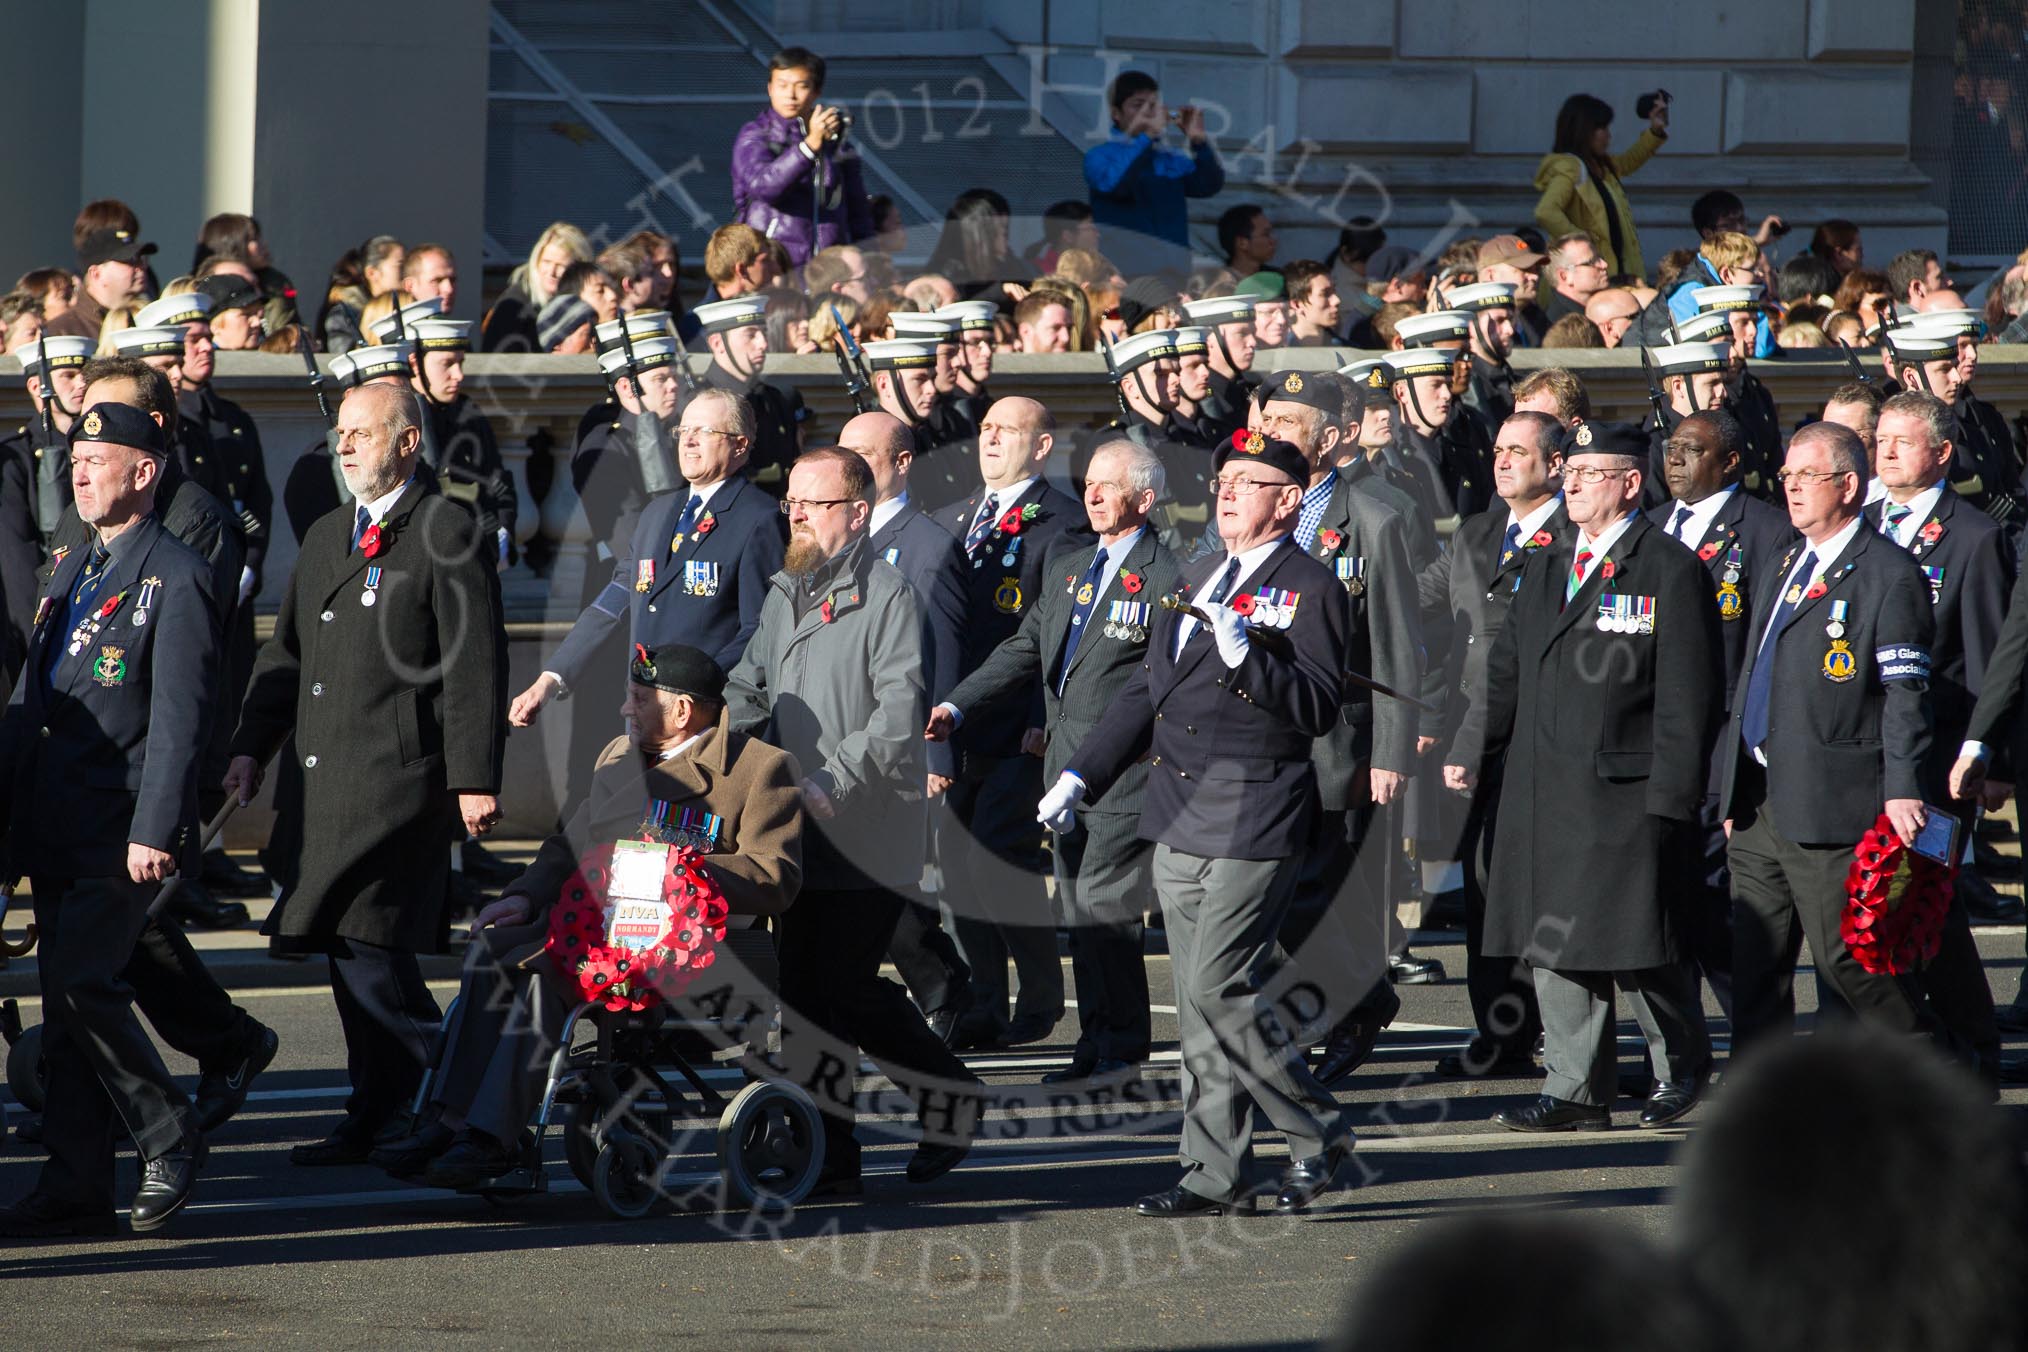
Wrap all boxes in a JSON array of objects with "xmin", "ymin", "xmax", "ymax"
[
  {"xmin": 428, "ymin": 921, "xmax": 569, "ymax": 1142},
  {"xmin": 1532, "ymin": 963, "xmax": 1712, "ymax": 1108},
  {"xmin": 1155, "ymin": 844, "xmax": 1350, "ymax": 1200}
]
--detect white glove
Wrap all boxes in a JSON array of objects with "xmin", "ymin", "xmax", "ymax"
[
  {"xmin": 1036, "ymin": 770, "xmax": 1086, "ymax": 833},
  {"xmin": 237, "ymin": 565, "xmax": 257, "ymax": 606},
  {"xmin": 1201, "ymin": 600, "xmax": 1251, "ymax": 669}
]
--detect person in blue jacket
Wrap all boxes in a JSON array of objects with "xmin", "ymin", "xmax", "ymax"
[{"xmin": 1083, "ymin": 71, "xmax": 1224, "ymax": 281}]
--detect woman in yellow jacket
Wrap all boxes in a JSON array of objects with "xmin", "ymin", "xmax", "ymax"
[{"xmin": 1534, "ymin": 93, "xmax": 1670, "ymax": 284}]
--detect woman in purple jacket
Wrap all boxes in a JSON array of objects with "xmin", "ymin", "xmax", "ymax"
[{"xmin": 731, "ymin": 47, "xmax": 874, "ymax": 268}]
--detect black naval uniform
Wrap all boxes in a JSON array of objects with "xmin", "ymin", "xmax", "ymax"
[
  {"xmin": 1462, "ymin": 355, "xmax": 1514, "ymax": 438},
  {"xmin": 916, "ymin": 386, "xmax": 992, "ymax": 514},
  {"xmin": 1947, "ymin": 391, "xmax": 2027, "ymax": 530},
  {"xmin": 937, "ymin": 478, "xmax": 1094, "ymax": 1043},
  {"xmin": 869, "ymin": 498, "xmax": 975, "ymax": 1023},
  {"xmin": 178, "ymin": 384, "xmax": 273, "ymax": 593},
  {"xmin": 1069, "ymin": 538, "xmax": 1355, "ymax": 1203},
  {"xmin": 1109, "ymin": 410, "xmax": 1216, "ymax": 563},
  {"xmin": 0, "ymin": 514, "xmax": 216, "ymax": 1216},
  {"xmin": 0, "ymin": 427, "xmax": 42, "ymax": 694},
  {"xmin": 1389, "ymin": 414, "xmax": 1492, "ymax": 529},
  {"xmin": 1646, "ymin": 483, "xmax": 1795, "ymax": 1015},
  {"xmin": 1425, "ymin": 498, "xmax": 1574, "ymax": 1064},
  {"xmin": 421, "ymin": 393, "xmax": 519, "ymax": 564},
  {"xmin": 946, "ymin": 525, "xmax": 1183, "ymax": 1069},
  {"xmin": 1197, "ymin": 369, "xmax": 1258, "ymax": 446},
  {"xmin": 702, "ymin": 361, "xmax": 803, "ymax": 496},
  {"xmin": 1863, "ymin": 484, "xmax": 2009, "ymax": 1072},
  {"xmin": 1727, "ymin": 372, "xmax": 1783, "ymax": 501},
  {"xmin": 1720, "ymin": 525, "xmax": 1939, "ymax": 1048}
]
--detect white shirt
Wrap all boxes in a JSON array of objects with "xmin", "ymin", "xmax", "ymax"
[
  {"xmin": 684, "ymin": 477, "xmax": 732, "ymax": 515},
  {"xmin": 1865, "ymin": 475, "xmax": 1888, "ymax": 506},
  {"xmin": 1757, "ymin": 514, "xmax": 1865, "ymax": 654},
  {"xmin": 1504, "ymin": 493, "xmax": 1563, "ymax": 543},
  {"xmin": 1175, "ymin": 535, "xmax": 1286, "ymax": 654},
  {"xmin": 971, "ymin": 476, "xmax": 1038, "ymax": 531},
  {"xmin": 1877, "ymin": 481, "xmax": 1944, "ymax": 548},
  {"xmin": 869, "ymin": 491, "xmax": 910, "ymax": 537},
  {"xmin": 353, "ymin": 475, "xmax": 415, "ymax": 525},
  {"xmin": 1570, "ymin": 511, "xmax": 1638, "ymax": 583},
  {"xmin": 656, "ymin": 731, "xmax": 706, "ymax": 762},
  {"xmin": 1662, "ymin": 484, "xmax": 1736, "ymax": 548}
]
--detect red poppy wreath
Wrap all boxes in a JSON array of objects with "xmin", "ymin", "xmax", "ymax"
[
  {"xmin": 1839, "ymin": 813, "xmax": 1955, "ymax": 976},
  {"xmin": 543, "ymin": 842, "xmax": 730, "ymax": 1010}
]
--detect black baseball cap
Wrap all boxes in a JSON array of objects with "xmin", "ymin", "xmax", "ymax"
[
  {"xmin": 78, "ymin": 228, "xmax": 157, "ymax": 268},
  {"xmin": 197, "ymin": 272, "xmax": 262, "ymax": 313}
]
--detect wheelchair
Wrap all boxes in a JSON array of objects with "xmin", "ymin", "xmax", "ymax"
[{"xmin": 452, "ymin": 927, "xmax": 827, "ymax": 1219}]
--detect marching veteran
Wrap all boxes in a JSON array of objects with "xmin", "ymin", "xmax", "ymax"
[{"xmin": 376, "ymin": 642, "xmax": 804, "ymax": 1186}]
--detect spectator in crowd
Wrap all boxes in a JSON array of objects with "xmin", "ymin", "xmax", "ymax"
[
  {"xmin": 399, "ymin": 242, "xmax": 458, "ymax": 317},
  {"xmin": 806, "ymin": 244, "xmax": 873, "ymax": 304},
  {"xmin": 1541, "ymin": 314, "xmax": 1603, "ymax": 348},
  {"xmin": 47, "ymin": 220, "xmax": 154, "ymax": 342},
  {"xmin": 481, "ymin": 221, "xmax": 590, "ymax": 353},
  {"xmin": 1994, "ymin": 267, "xmax": 2028, "ymax": 343},
  {"xmin": 1218, "ymin": 204, "xmax": 1278, "ymax": 281},
  {"xmin": 1330, "ymin": 217, "xmax": 1389, "ymax": 338},
  {"xmin": 1027, "ymin": 200, "xmax": 1097, "ymax": 275},
  {"xmin": 192, "ymin": 212, "xmax": 296, "ymax": 336},
  {"xmin": 904, "ymin": 273, "xmax": 959, "ymax": 311},
  {"xmin": 316, "ymin": 235, "xmax": 402, "ymax": 356},
  {"xmin": 1512, "ymin": 365, "xmax": 1593, "ymax": 426},
  {"xmin": 1832, "ymin": 267, "xmax": 1893, "ymax": 337},
  {"xmin": 1885, "ymin": 247, "xmax": 1950, "ymax": 312},
  {"xmin": 1475, "ymin": 235, "xmax": 1550, "ymax": 344},
  {"xmin": 924, "ymin": 188, "xmax": 1035, "ymax": 298},
  {"xmin": 1534, "ymin": 92, "xmax": 1668, "ymax": 283},
  {"xmin": 18, "ymin": 266, "xmax": 74, "ymax": 325},
  {"xmin": 731, "ymin": 46, "xmax": 873, "ymax": 268},
  {"xmin": 1691, "ymin": 189, "xmax": 1787, "ymax": 250},
  {"xmin": 1083, "ymin": 69, "xmax": 1223, "ymax": 279},
  {"xmin": 680, "ymin": 223, "xmax": 777, "ymax": 342},
  {"xmin": 806, "ymin": 294, "xmax": 857, "ymax": 353},
  {"xmin": 764, "ymin": 288, "xmax": 816, "ymax": 355},
  {"xmin": 1819, "ymin": 380, "xmax": 1883, "ymax": 473},
  {"xmin": 1676, "ymin": 1030, "xmax": 2025, "ymax": 1352},
  {"xmin": 1282, "ymin": 259, "xmax": 1341, "ymax": 347},
  {"xmin": 1584, "ymin": 286, "xmax": 1641, "ymax": 347},
  {"xmin": 867, "ymin": 192, "xmax": 908, "ymax": 255},
  {"xmin": 198, "ymin": 270, "xmax": 266, "ymax": 352},
  {"xmin": 1, "ymin": 291, "xmax": 41, "ymax": 351},
  {"xmin": 618, "ymin": 228, "xmax": 679, "ymax": 313},
  {"xmin": 1777, "ymin": 254, "xmax": 1840, "ymax": 314},
  {"xmin": 1666, "ymin": 231, "xmax": 1767, "ymax": 335},
  {"xmin": 1775, "ymin": 322, "xmax": 1828, "ymax": 349},
  {"xmin": 1542, "ymin": 232, "xmax": 1610, "ymax": 325},
  {"xmin": 1808, "ymin": 218, "xmax": 1864, "ymax": 276},
  {"xmin": 536, "ymin": 261, "xmax": 615, "ymax": 354},
  {"xmin": 1822, "ymin": 310, "xmax": 1865, "ymax": 348},
  {"xmin": 1238, "ymin": 270, "xmax": 1288, "ymax": 349},
  {"xmin": 597, "ymin": 240, "xmax": 658, "ymax": 315},
  {"xmin": 1013, "ymin": 289, "xmax": 1073, "ymax": 354}
]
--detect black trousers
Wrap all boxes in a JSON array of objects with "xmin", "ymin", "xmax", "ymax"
[
  {"xmin": 1280, "ymin": 799, "xmax": 1396, "ymax": 1029},
  {"xmin": 942, "ymin": 754, "xmax": 1062, "ymax": 1030},
  {"xmin": 327, "ymin": 939, "xmax": 443, "ymax": 1137},
  {"xmin": 778, "ymin": 887, "xmax": 979, "ymax": 1172},
  {"xmin": 126, "ymin": 918, "xmax": 259, "ymax": 1072},
  {"xmin": 1729, "ymin": 803, "xmax": 1932, "ymax": 1051},
  {"xmin": 1053, "ymin": 810, "xmax": 1153, "ymax": 1064},
  {"xmin": 887, "ymin": 884, "xmax": 971, "ymax": 1018},
  {"xmin": 1459, "ymin": 768, "xmax": 1543, "ymax": 1055},
  {"xmin": 30, "ymin": 875, "xmax": 194, "ymax": 1211},
  {"xmin": 1921, "ymin": 802, "xmax": 2002, "ymax": 1075}
]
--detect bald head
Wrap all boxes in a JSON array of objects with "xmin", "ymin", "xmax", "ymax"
[
  {"xmin": 840, "ymin": 410, "xmax": 915, "ymax": 502},
  {"xmin": 1584, "ymin": 288, "xmax": 1640, "ymax": 348},
  {"xmin": 987, "ymin": 395, "xmax": 1055, "ymax": 436},
  {"xmin": 1915, "ymin": 289, "xmax": 1968, "ymax": 314},
  {"xmin": 978, "ymin": 395, "xmax": 1056, "ymax": 489}
]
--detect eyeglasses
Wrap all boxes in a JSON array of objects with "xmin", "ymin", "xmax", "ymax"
[
  {"xmin": 1564, "ymin": 466, "xmax": 1631, "ymax": 485},
  {"xmin": 780, "ymin": 497, "xmax": 854, "ymax": 515},
  {"xmin": 1774, "ymin": 468, "xmax": 1857, "ymax": 486},
  {"xmin": 677, "ymin": 426, "xmax": 737, "ymax": 444},
  {"xmin": 1212, "ymin": 476, "xmax": 1290, "ymax": 497}
]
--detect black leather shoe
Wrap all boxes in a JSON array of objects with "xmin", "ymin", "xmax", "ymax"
[
  {"xmin": 15, "ymin": 1112, "xmax": 42, "ymax": 1146},
  {"xmin": 1002, "ymin": 1012, "xmax": 1058, "ymax": 1046},
  {"xmin": 1387, "ymin": 952, "xmax": 1445, "ymax": 985},
  {"xmin": 370, "ymin": 1119, "xmax": 457, "ymax": 1179},
  {"xmin": 1998, "ymin": 1054, "xmax": 2028, "ymax": 1086},
  {"xmin": 0, "ymin": 1192, "xmax": 118, "ymax": 1239},
  {"xmin": 422, "ymin": 1133, "xmax": 522, "ymax": 1190},
  {"xmin": 1958, "ymin": 872, "xmax": 2026, "ymax": 926},
  {"xmin": 200, "ymin": 847, "xmax": 268, "ymax": 898},
  {"xmin": 1135, "ymin": 1182, "xmax": 1249, "ymax": 1217},
  {"xmin": 1315, "ymin": 1009, "xmax": 1393, "ymax": 1087},
  {"xmin": 1994, "ymin": 1004, "xmax": 2028, "ymax": 1035},
  {"xmin": 1040, "ymin": 1058, "xmax": 1096, "ymax": 1085},
  {"xmin": 131, "ymin": 1140, "xmax": 205, "ymax": 1232},
  {"xmin": 459, "ymin": 838, "xmax": 525, "ymax": 886},
  {"xmin": 950, "ymin": 1014, "xmax": 1007, "ymax": 1051},
  {"xmin": 194, "ymin": 1024, "xmax": 280, "ymax": 1132},
  {"xmin": 1493, "ymin": 1095, "xmax": 1609, "ymax": 1133},
  {"xmin": 290, "ymin": 1128, "xmax": 373, "ymax": 1167},
  {"xmin": 1274, "ymin": 1141, "xmax": 1351, "ymax": 1213},
  {"xmin": 808, "ymin": 1169, "xmax": 864, "ymax": 1198},
  {"xmin": 1618, "ymin": 1070, "xmax": 1656, "ymax": 1102},
  {"xmin": 1434, "ymin": 1040, "xmax": 1539, "ymax": 1078},
  {"xmin": 161, "ymin": 883, "xmax": 250, "ymax": 930},
  {"xmin": 1639, "ymin": 1084, "xmax": 1701, "ymax": 1129},
  {"xmin": 1420, "ymin": 889, "xmax": 1467, "ymax": 930}
]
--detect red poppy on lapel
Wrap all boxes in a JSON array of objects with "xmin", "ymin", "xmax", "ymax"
[
  {"xmin": 1919, "ymin": 520, "xmax": 1943, "ymax": 544},
  {"xmin": 1698, "ymin": 541, "xmax": 1722, "ymax": 560},
  {"xmin": 1229, "ymin": 593, "xmax": 1256, "ymax": 616},
  {"xmin": 1121, "ymin": 571, "xmax": 1144, "ymax": 594},
  {"xmin": 1806, "ymin": 580, "xmax": 1828, "ymax": 600},
  {"xmin": 360, "ymin": 523, "xmax": 388, "ymax": 560},
  {"xmin": 1318, "ymin": 528, "xmax": 1343, "ymax": 551}
]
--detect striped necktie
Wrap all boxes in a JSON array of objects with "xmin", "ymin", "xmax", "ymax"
[{"xmin": 1564, "ymin": 548, "xmax": 1593, "ymax": 607}]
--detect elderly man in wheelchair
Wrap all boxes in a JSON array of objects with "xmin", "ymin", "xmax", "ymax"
[{"xmin": 371, "ymin": 643, "xmax": 807, "ymax": 1210}]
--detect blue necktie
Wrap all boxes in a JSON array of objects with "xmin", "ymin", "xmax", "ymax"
[
  {"xmin": 1178, "ymin": 556, "xmax": 1242, "ymax": 658},
  {"xmin": 1498, "ymin": 520, "xmax": 1522, "ymax": 569},
  {"xmin": 963, "ymin": 492, "xmax": 999, "ymax": 560},
  {"xmin": 1740, "ymin": 549, "xmax": 1817, "ymax": 757},
  {"xmin": 350, "ymin": 504, "xmax": 372, "ymax": 553},
  {"xmin": 1668, "ymin": 503, "xmax": 1693, "ymax": 541},
  {"xmin": 674, "ymin": 493, "xmax": 702, "ymax": 541},
  {"xmin": 1057, "ymin": 547, "xmax": 1108, "ymax": 694}
]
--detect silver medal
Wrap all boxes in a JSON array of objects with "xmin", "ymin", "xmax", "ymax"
[
  {"xmin": 1131, "ymin": 625, "xmax": 1146, "ymax": 642},
  {"xmin": 1722, "ymin": 569, "xmax": 1739, "ymax": 584},
  {"xmin": 1826, "ymin": 621, "xmax": 1845, "ymax": 639},
  {"xmin": 131, "ymin": 609, "xmax": 147, "ymax": 626},
  {"xmin": 360, "ymin": 589, "xmax": 377, "ymax": 607}
]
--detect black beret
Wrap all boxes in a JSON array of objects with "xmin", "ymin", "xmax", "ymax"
[
  {"xmin": 71, "ymin": 401, "xmax": 166, "ymax": 457},
  {"xmin": 630, "ymin": 642, "xmax": 727, "ymax": 702},
  {"xmin": 197, "ymin": 272, "xmax": 263, "ymax": 313},
  {"xmin": 1258, "ymin": 367, "xmax": 1339, "ymax": 417},
  {"xmin": 1117, "ymin": 275, "xmax": 1180, "ymax": 333},
  {"xmin": 1214, "ymin": 427, "xmax": 1309, "ymax": 488},
  {"xmin": 1562, "ymin": 418, "xmax": 1648, "ymax": 461}
]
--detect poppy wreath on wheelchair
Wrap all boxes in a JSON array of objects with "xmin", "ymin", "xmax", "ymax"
[{"xmin": 544, "ymin": 842, "xmax": 730, "ymax": 1011}]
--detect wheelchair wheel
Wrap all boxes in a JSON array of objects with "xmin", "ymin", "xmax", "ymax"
[
  {"xmin": 563, "ymin": 1100, "xmax": 602, "ymax": 1189},
  {"xmin": 5, "ymin": 1022, "xmax": 44, "ymax": 1112},
  {"xmin": 591, "ymin": 1131, "xmax": 664, "ymax": 1219},
  {"xmin": 716, "ymin": 1080, "xmax": 824, "ymax": 1210}
]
